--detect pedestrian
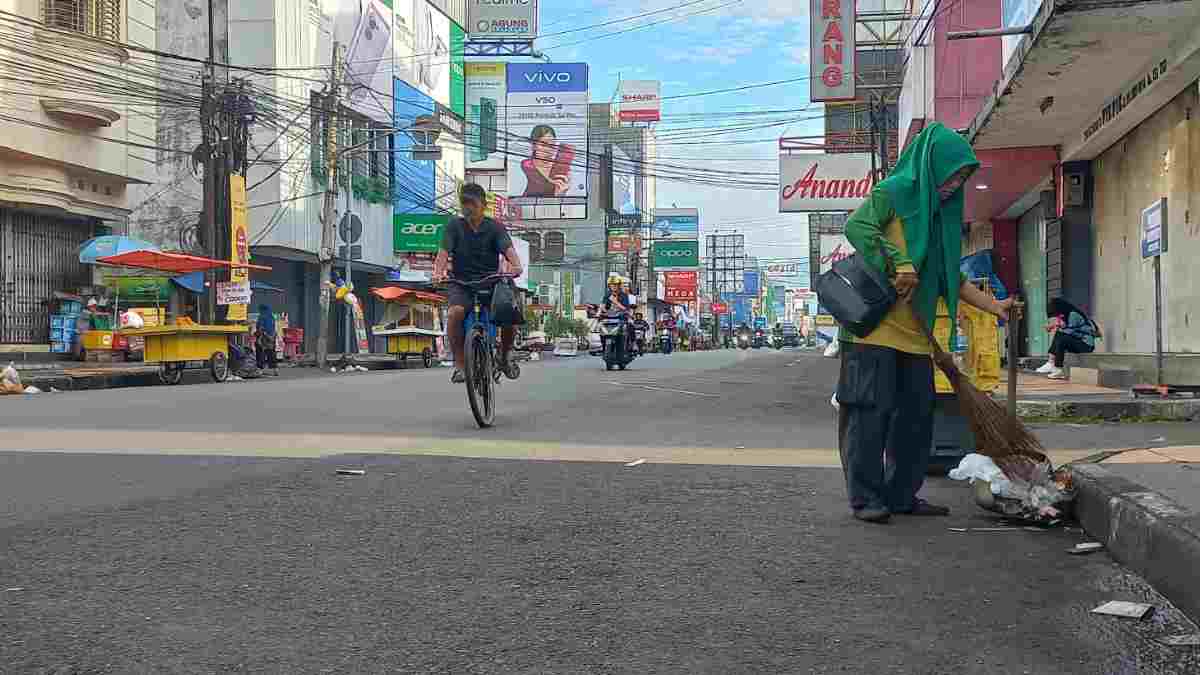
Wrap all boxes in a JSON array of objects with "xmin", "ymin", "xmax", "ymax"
[
  {"xmin": 255, "ymin": 303, "xmax": 279, "ymax": 376},
  {"xmin": 838, "ymin": 122, "xmax": 1014, "ymax": 524},
  {"xmin": 1037, "ymin": 297, "xmax": 1099, "ymax": 379}
]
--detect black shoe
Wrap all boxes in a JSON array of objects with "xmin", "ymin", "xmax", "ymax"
[
  {"xmin": 451, "ymin": 368, "xmax": 466, "ymax": 384},
  {"xmin": 499, "ymin": 353, "xmax": 519, "ymax": 380},
  {"xmin": 852, "ymin": 507, "xmax": 891, "ymax": 523},
  {"xmin": 895, "ymin": 499, "xmax": 950, "ymax": 516}
]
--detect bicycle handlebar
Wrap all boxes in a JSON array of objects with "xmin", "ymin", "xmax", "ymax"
[{"xmin": 434, "ymin": 273, "xmax": 517, "ymax": 289}]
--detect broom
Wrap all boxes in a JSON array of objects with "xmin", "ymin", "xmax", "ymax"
[{"xmin": 912, "ymin": 303, "xmax": 1050, "ymax": 482}]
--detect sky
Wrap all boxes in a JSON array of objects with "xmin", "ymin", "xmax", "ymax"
[{"xmin": 536, "ymin": 0, "xmax": 818, "ymax": 269}]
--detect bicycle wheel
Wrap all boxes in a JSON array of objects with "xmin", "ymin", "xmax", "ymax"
[{"xmin": 465, "ymin": 330, "xmax": 495, "ymax": 428}]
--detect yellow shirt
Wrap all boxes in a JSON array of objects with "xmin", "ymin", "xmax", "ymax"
[{"xmin": 849, "ymin": 215, "xmax": 943, "ymax": 356}]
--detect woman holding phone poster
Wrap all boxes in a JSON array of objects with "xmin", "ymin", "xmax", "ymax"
[{"xmin": 521, "ymin": 125, "xmax": 572, "ymax": 197}]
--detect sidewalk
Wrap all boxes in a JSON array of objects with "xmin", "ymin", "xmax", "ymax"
[
  {"xmin": 998, "ymin": 371, "xmax": 1200, "ymax": 421},
  {"xmin": 1072, "ymin": 446, "xmax": 1200, "ymax": 622}
]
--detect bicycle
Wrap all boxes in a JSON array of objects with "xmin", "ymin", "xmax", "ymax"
[{"xmin": 444, "ymin": 273, "xmax": 520, "ymax": 428}]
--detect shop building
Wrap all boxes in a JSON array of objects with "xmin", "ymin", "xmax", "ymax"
[
  {"xmin": 963, "ymin": 0, "xmax": 1200, "ymax": 384},
  {"xmin": 0, "ymin": 0, "xmax": 158, "ymax": 346}
]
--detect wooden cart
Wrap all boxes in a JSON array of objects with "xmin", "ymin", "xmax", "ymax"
[
  {"xmin": 95, "ymin": 250, "xmax": 271, "ymax": 385},
  {"xmin": 371, "ymin": 287, "xmax": 445, "ymax": 368}
]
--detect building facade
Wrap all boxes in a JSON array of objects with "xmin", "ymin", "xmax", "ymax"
[{"xmin": 0, "ymin": 0, "xmax": 158, "ymax": 345}]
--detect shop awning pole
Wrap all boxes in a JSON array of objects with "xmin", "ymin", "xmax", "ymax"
[{"xmin": 947, "ymin": 25, "xmax": 1031, "ymax": 40}]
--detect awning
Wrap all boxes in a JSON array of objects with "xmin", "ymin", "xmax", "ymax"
[
  {"xmin": 963, "ymin": 147, "xmax": 1060, "ymax": 222},
  {"xmin": 370, "ymin": 287, "xmax": 446, "ymax": 303},
  {"xmin": 170, "ymin": 272, "xmax": 205, "ymax": 294},
  {"xmin": 96, "ymin": 250, "xmax": 272, "ymax": 274},
  {"xmin": 78, "ymin": 235, "xmax": 158, "ymax": 264}
]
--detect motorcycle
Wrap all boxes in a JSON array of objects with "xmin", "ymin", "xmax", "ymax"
[
  {"xmin": 771, "ymin": 334, "xmax": 784, "ymax": 350},
  {"xmin": 659, "ymin": 332, "xmax": 673, "ymax": 355},
  {"xmin": 599, "ymin": 313, "xmax": 635, "ymax": 371},
  {"xmin": 736, "ymin": 330, "xmax": 751, "ymax": 350},
  {"xmin": 752, "ymin": 329, "xmax": 768, "ymax": 349}
]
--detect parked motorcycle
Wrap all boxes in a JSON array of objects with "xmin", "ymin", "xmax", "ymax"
[
  {"xmin": 599, "ymin": 313, "xmax": 635, "ymax": 371},
  {"xmin": 659, "ymin": 332, "xmax": 673, "ymax": 355},
  {"xmin": 752, "ymin": 329, "xmax": 767, "ymax": 349},
  {"xmin": 736, "ymin": 329, "xmax": 751, "ymax": 350}
]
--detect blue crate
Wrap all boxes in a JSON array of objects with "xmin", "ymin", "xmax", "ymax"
[
  {"xmin": 51, "ymin": 313, "xmax": 80, "ymax": 329},
  {"xmin": 50, "ymin": 341, "xmax": 71, "ymax": 353},
  {"xmin": 59, "ymin": 300, "xmax": 83, "ymax": 315}
]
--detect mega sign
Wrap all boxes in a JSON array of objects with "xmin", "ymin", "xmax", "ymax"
[
  {"xmin": 779, "ymin": 153, "xmax": 874, "ymax": 212},
  {"xmin": 810, "ymin": 0, "xmax": 856, "ymax": 102}
]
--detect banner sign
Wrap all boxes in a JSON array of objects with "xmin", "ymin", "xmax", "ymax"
[
  {"xmin": 779, "ymin": 153, "xmax": 874, "ymax": 212},
  {"xmin": 506, "ymin": 63, "xmax": 590, "ymax": 202},
  {"xmin": 743, "ymin": 271, "xmax": 760, "ymax": 295},
  {"xmin": 618, "ymin": 80, "xmax": 661, "ymax": 122},
  {"xmin": 1141, "ymin": 197, "xmax": 1168, "ymax": 259},
  {"xmin": 663, "ymin": 270, "xmax": 698, "ymax": 289},
  {"xmin": 653, "ymin": 240, "xmax": 699, "ymax": 269},
  {"xmin": 712, "ymin": 302, "xmax": 728, "ymax": 314},
  {"xmin": 468, "ymin": 0, "xmax": 537, "ymax": 39},
  {"xmin": 216, "ymin": 281, "xmax": 251, "ymax": 306},
  {"xmin": 227, "ymin": 175, "xmax": 250, "ymax": 321},
  {"xmin": 607, "ymin": 212, "xmax": 642, "ymax": 228},
  {"xmin": 394, "ymin": 213, "xmax": 447, "ymax": 253},
  {"xmin": 465, "ymin": 62, "xmax": 506, "ymax": 170},
  {"xmin": 664, "ymin": 286, "xmax": 696, "ymax": 302},
  {"xmin": 765, "ymin": 262, "xmax": 802, "ymax": 276},
  {"xmin": 810, "ymin": 0, "xmax": 856, "ymax": 102},
  {"xmin": 608, "ymin": 229, "xmax": 638, "ymax": 254},
  {"xmin": 651, "ymin": 208, "xmax": 699, "ymax": 240}
]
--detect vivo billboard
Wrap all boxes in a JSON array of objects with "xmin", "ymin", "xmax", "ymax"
[
  {"xmin": 506, "ymin": 63, "xmax": 590, "ymax": 203},
  {"xmin": 810, "ymin": 0, "xmax": 856, "ymax": 102},
  {"xmin": 468, "ymin": 0, "xmax": 537, "ymax": 40},
  {"xmin": 779, "ymin": 153, "xmax": 874, "ymax": 212}
]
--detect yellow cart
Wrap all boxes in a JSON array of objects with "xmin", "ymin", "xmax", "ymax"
[
  {"xmin": 371, "ymin": 287, "xmax": 445, "ymax": 368},
  {"xmin": 96, "ymin": 250, "xmax": 271, "ymax": 385},
  {"xmin": 120, "ymin": 324, "xmax": 249, "ymax": 384}
]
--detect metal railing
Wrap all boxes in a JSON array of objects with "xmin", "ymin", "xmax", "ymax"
[{"xmin": 41, "ymin": 0, "xmax": 121, "ymax": 42}]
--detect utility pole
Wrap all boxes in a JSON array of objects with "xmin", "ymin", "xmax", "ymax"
[{"xmin": 315, "ymin": 41, "xmax": 342, "ymax": 369}]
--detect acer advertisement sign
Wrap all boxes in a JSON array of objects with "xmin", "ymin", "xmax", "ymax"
[
  {"xmin": 393, "ymin": 214, "xmax": 446, "ymax": 253},
  {"xmin": 505, "ymin": 63, "xmax": 590, "ymax": 203},
  {"xmin": 809, "ymin": 0, "xmax": 856, "ymax": 102},
  {"xmin": 618, "ymin": 80, "xmax": 661, "ymax": 122},
  {"xmin": 778, "ymin": 153, "xmax": 874, "ymax": 212}
]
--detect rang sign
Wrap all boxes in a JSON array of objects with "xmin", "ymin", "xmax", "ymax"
[
  {"xmin": 779, "ymin": 153, "xmax": 874, "ymax": 212},
  {"xmin": 810, "ymin": 0, "xmax": 856, "ymax": 102}
]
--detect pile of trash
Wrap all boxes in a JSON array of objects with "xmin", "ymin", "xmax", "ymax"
[
  {"xmin": 949, "ymin": 453, "xmax": 1075, "ymax": 522},
  {"xmin": 1, "ymin": 362, "xmax": 42, "ymax": 395}
]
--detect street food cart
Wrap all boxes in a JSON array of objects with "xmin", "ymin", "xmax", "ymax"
[
  {"xmin": 96, "ymin": 250, "xmax": 271, "ymax": 384},
  {"xmin": 370, "ymin": 287, "xmax": 444, "ymax": 368}
]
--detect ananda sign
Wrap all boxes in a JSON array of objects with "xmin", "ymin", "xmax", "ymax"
[{"xmin": 778, "ymin": 153, "xmax": 875, "ymax": 213}]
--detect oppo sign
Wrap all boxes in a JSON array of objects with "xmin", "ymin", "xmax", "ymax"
[{"xmin": 654, "ymin": 241, "xmax": 698, "ymax": 269}]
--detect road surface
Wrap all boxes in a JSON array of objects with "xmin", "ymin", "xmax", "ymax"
[{"xmin": 3, "ymin": 349, "xmax": 1198, "ymax": 673}]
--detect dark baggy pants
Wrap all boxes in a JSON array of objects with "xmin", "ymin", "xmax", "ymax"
[
  {"xmin": 837, "ymin": 342, "xmax": 935, "ymax": 512},
  {"xmin": 1048, "ymin": 332, "xmax": 1093, "ymax": 367}
]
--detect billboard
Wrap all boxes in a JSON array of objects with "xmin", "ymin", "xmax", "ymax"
[
  {"xmin": 333, "ymin": 0, "xmax": 394, "ymax": 124},
  {"xmin": 651, "ymin": 208, "xmax": 699, "ymax": 240},
  {"xmin": 663, "ymin": 270, "xmax": 698, "ymax": 302},
  {"xmin": 618, "ymin": 80, "xmax": 661, "ymax": 123},
  {"xmin": 395, "ymin": 1, "xmax": 465, "ymax": 117},
  {"xmin": 465, "ymin": 62, "xmax": 506, "ymax": 170},
  {"xmin": 505, "ymin": 63, "xmax": 589, "ymax": 202},
  {"xmin": 393, "ymin": 78, "xmax": 465, "ymax": 252},
  {"xmin": 779, "ymin": 153, "xmax": 874, "ymax": 212},
  {"xmin": 743, "ymin": 271, "xmax": 761, "ymax": 296},
  {"xmin": 468, "ymin": 0, "xmax": 537, "ymax": 39},
  {"xmin": 653, "ymin": 240, "xmax": 699, "ymax": 269},
  {"xmin": 810, "ymin": 0, "xmax": 856, "ymax": 102},
  {"xmin": 612, "ymin": 144, "xmax": 638, "ymax": 216},
  {"xmin": 607, "ymin": 229, "xmax": 639, "ymax": 254}
]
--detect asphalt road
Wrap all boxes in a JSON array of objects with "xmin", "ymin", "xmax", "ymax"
[{"xmin": 4, "ymin": 349, "xmax": 1200, "ymax": 673}]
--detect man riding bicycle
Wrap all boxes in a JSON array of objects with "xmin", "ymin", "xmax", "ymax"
[{"xmin": 433, "ymin": 183, "xmax": 524, "ymax": 384}]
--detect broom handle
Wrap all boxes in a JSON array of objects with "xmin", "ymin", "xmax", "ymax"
[
  {"xmin": 1007, "ymin": 297, "xmax": 1020, "ymax": 418},
  {"xmin": 909, "ymin": 305, "xmax": 960, "ymax": 380}
]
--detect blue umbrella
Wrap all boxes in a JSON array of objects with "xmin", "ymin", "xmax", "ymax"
[{"xmin": 78, "ymin": 235, "xmax": 159, "ymax": 264}]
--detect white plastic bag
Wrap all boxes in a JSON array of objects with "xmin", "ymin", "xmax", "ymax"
[
  {"xmin": 1, "ymin": 361, "xmax": 20, "ymax": 386},
  {"xmin": 948, "ymin": 453, "xmax": 1017, "ymax": 498},
  {"xmin": 823, "ymin": 340, "xmax": 840, "ymax": 358},
  {"xmin": 830, "ymin": 392, "xmax": 840, "ymax": 410}
]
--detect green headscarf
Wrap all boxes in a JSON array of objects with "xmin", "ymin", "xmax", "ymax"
[{"xmin": 877, "ymin": 122, "xmax": 978, "ymax": 341}]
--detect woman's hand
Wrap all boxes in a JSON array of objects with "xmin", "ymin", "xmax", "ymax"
[
  {"xmin": 992, "ymin": 296, "xmax": 1017, "ymax": 320},
  {"xmin": 552, "ymin": 176, "xmax": 570, "ymax": 195},
  {"xmin": 893, "ymin": 271, "xmax": 919, "ymax": 301}
]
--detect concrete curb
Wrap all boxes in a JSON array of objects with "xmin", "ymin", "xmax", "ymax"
[
  {"xmin": 1072, "ymin": 463, "xmax": 1200, "ymax": 622},
  {"xmin": 1015, "ymin": 398, "xmax": 1200, "ymax": 421}
]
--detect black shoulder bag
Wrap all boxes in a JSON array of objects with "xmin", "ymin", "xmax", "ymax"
[{"xmin": 814, "ymin": 253, "xmax": 897, "ymax": 338}]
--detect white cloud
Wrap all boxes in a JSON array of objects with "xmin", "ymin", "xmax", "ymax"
[
  {"xmin": 783, "ymin": 45, "xmax": 809, "ymax": 66},
  {"xmin": 664, "ymin": 44, "xmax": 754, "ymax": 66}
]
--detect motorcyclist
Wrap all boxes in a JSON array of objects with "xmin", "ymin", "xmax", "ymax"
[
  {"xmin": 602, "ymin": 275, "xmax": 634, "ymax": 355},
  {"xmin": 632, "ymin": 311, "xmax": 651, "ymax": 355}
]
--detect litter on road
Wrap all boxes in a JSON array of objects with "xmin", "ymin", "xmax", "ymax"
[
  {"xmin": 949, "ymin": 527, "xmax": 1023, "ymax": 533},
  {"xmin": 1068, "ymin": 542, "xmax": 1105, "ymax": 555},
  {"xmin": 335, "ymin": 469, "xmax": 366, "ymax": 476},
  {"xmin": 5, "ymin": 587, "xmax": 24, "ymax": 592},
  {"xmin": 1158, "ymin": 634, "xmax": 1200, "ymax": 647},
  {"xmin": 1092, "ymin": 601, "xmax": 1155, "ymax": 619},
  {"xmin": 624, "ymin": 458, "xmax": 647, "ymax": 467}
]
